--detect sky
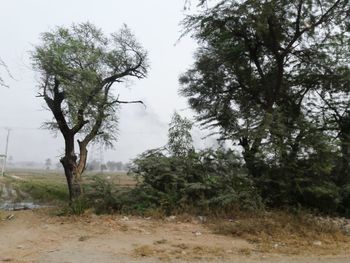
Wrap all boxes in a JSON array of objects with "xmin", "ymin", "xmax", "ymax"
[{"xmin": 0, "ymin": 0, "xmax": 215, "ymax": 165}]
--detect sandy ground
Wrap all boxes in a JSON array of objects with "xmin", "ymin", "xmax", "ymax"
[{"xmin": 0, "ymin": 210, "xmax": 349, "ymax": 263}]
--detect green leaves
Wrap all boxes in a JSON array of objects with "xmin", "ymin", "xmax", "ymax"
[
  {"xmin": 129, "ymin": 147, "xmax": 261, "ymax": 213},
  {"xmin": 167, "ymin": 112, "xmax": 194, "ymax": 157},
  {"xmin": 32, "ymin": 22, "xmax": 148, "ymax": 147},
  {"xmin": 180, "ymin": 0, "xmax": 350, "ymax": 177}
]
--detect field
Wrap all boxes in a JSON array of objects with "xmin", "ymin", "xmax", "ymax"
[{"xmin": 1, "ymin": 170, "xmax": 350, "ymax": 263}]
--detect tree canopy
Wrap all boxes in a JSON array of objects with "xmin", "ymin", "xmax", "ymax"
[
  {"xmin": 167, "ymin": 112, "xmax": 194, "ymax": 156},
  {"xmin": 179, "ymin": 0, "xmax": 350, "ymax": 210},
  {"xmin": 180, "ymin": 0, "xmax": 350, "ymax": 176}
]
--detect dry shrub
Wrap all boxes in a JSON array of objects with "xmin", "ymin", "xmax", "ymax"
[{"xmin": 211, "ymin": 210, "xmax": 350, "ymax": 254}]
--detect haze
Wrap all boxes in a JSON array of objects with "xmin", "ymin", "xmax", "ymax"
[{"xmin": 0, "ymin": 0, "xmax": 212, "ymax": 165}]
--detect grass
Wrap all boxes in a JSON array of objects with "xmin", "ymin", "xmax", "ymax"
[
  {"xmin": 1, "ymin": 171, "xmax": 68, "ymax": 204},
  {"xmin": 1, "ymin": 169, "xmax": 135, "ymax": 206},
  {"xmin": 210, "ymin": 210, "xmax": 350, "ymax": 254},
  {"xmin": 17, "ymin": 179, "xmax": 69, "ymax": 203}
]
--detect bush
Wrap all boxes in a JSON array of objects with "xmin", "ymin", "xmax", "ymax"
[
  {"xmin": 340, "ymin": 184, "xmax": 350, "ymax": 216},
  {"xmin": 300, "ymin": 182, "xmax": 342, "ymax": 214},
  {"xmin": 83, "ymin": 176, "xmax": 126, "ymax": 214},
  {"xmin": 129, "ymin": 148, "xmax": 262, "ymax": 214}
]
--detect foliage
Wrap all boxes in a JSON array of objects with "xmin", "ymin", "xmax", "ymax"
[
  {"xmin": 300, "ymin": 183, "xmax": 342, "ymax": 214},
  {"xmin": 16, "ymin": 179, "xmax": 69, "ymax": 203},
  {"xmin": 129, "ymin": 148, "xmax": 262, "ymax": 214},
  {"xmin": 167, "ymin": 112, "xmax": 194, "ymax": 156},
  {"xmin": 83, "ymin": 176, "xmax": 124, "ymax": 214},
  {"xmin": 339, "ymin": 185, "xmax": 350, "ymax": 216},
  {"xmin": 31, "ymin": 22, "xmax": 149, "ymax": 200},
  {"xmin": 181, "ymin": 0, "xmax": 349, "ymax": 174},
  {"xmin": 179, "ymin": 0, "xmax": 350, "ymax": 215},
  {"xmin": 32, "ymin": 22, "xmax": 148, "ymax": 147}
]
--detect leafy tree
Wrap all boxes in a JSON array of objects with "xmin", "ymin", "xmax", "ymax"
[
  {"xmin": 308, "ymin": 73, "xmax": 350, "ymax": 184},
  {"xmin": 180, "ymin": 0, "xmax": 350, "ymax": 179},
  {"xmin": 32, "ymin": 22, "xmax": 148, "ymax": 200},
  {"xmin": 167, "ymin": 112, "xmax": 194, "ymax": 156}
]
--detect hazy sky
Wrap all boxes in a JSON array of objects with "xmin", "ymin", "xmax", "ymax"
[{"xmin": 0, "ymin": 0, "xmax": 214, "ymax": 165}]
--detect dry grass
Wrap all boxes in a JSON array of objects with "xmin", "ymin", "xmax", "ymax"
[
  {"xmin": 133, "ymin": 244, "xmax": 227, "ymax": 261},
  {"xmin": 211, "ymin": 210, "xmax": 350, "ymax": 255}
]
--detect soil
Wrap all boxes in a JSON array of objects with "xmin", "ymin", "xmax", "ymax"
[{"xmin": 0, "ymin": 209, "xmax": 349, "ymax": 263}]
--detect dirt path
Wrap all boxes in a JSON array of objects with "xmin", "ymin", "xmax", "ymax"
[{"xmin": 0, "ymin": 210, "xmax": 349, "ymax": 263}]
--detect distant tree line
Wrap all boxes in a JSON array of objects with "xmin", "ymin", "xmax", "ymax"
[{"xmin": 86, "ymin": 160, "xmax": 130, "ymax": 172}]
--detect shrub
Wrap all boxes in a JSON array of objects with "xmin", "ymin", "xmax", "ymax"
[
  {"xmin": 300, "ymin": 182, "xmax": 341, "ymax": 214},
  {"xmin": 129, "ymin": 148, "xmax": 262, "ymax": 214},
  {"xmin": 340, "ymin": 184, "xmax": 350, "ymax": 216}
]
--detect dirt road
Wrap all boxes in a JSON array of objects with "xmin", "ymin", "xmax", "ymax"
[{"xmin": 0, "ymin": 210, "xmax": 349, "ymax": 263}]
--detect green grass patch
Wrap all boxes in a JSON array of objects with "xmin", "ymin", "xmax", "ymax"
[{"xmin": 16, "ymin": 179, "xmax": 69, "ymax": 203}]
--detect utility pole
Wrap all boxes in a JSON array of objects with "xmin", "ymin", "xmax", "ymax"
[{"xmin": 1, "ymin": 128, "xmax": 10, "ymax": 176}]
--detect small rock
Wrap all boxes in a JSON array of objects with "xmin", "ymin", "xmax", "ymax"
[
  {"xmin": 198, "ymin": 216, "xmax": 207, "ymax": 223},
  {"xmin": 166, "ymin": 215, "xmax": 176, "ymax": 221},
  {"xmin": 121, "ymin": 216, "xmax": 129, "ymax": 221},
  {"xmin": 90, "ymin": 213, "xmax": 98, "ymax": 219},
  {"xmin": 313, "ymin": 241, "xmax": 322, "ymax": 246},
  {"xmin": 226, "ymin": 249, "xmax": 233, "ymax": 253},
  {"xmin": 5, "ymin": 214, "xmax": 14, "ymax": 220},
  {"xmin": 181, "ymin": 250, "xmax": 187, "ymax": 255},
  {"xmin": 17, "ymin": 245, "xmax": 24, "ymax": 249},
  {"xmin": 78, "ymin": 236, "xmax": 89, "ymax": 242},
  {"xmin": 192, "ymin": 231, "xmax": 202, "ymax": 236},
  {"xmin": 342, "ymin": 223, "xmax": 350, "ymax": 234},
  {"xmin": 273, "ymin": 243, "xmax": 279, "ymax": 248},
  {"xmin": 153, "ymin": 239, "xmax": 167, "ymax": 245}
]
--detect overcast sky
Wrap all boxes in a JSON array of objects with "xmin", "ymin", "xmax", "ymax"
[{"xmin": 0, "ymin": 0, "xmax": 215, "ymax": 165}]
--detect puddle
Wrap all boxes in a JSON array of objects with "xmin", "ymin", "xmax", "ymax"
[{"xmin": 0, "ymin": 181, "xmax": 44, "ymax": 210}]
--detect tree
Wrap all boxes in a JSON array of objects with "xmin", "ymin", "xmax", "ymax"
[
  {"xmin": 167, "ymin": 112, "xmax": 194, "ymax": 156},
  {"xmin": 180, "ymin": 0, "xmax": 350, "ymax": 178},
  {"xmin": 86, "ymin": 159, "xmax": 101, "ymax": 171},
  {"xmin": 0, "ymin": 58, "xmax": 13, "ymax": 88},
  {"xmin": 311, "ymin": 85, "xmax": 350, "ymax": 184},
  {"xmin": 32, "ymin": 23, "xmax": 148, "ymax": 200},
  {"xmin": 106, "ymin": 161, "xmax": 123, "ymax": 171},
  {"xmin": 45, "ymin": 158, "xmax": 52, "ymax": 170}
]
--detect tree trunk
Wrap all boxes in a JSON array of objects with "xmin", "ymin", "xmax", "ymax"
[
  {"xmin": 60, "ymin": 135, "xmax": 84, "ymax": 201},
  {"xmin": 77, "ymin": 141, "xmax": 88, "ymax": 176},
  {"xmin": 61, "ymin": 156, "xmax": 82, "ymax": 201},
  {"xmin": 240, "ymin": 137, "xmax": 262, "ymax": 178}
]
